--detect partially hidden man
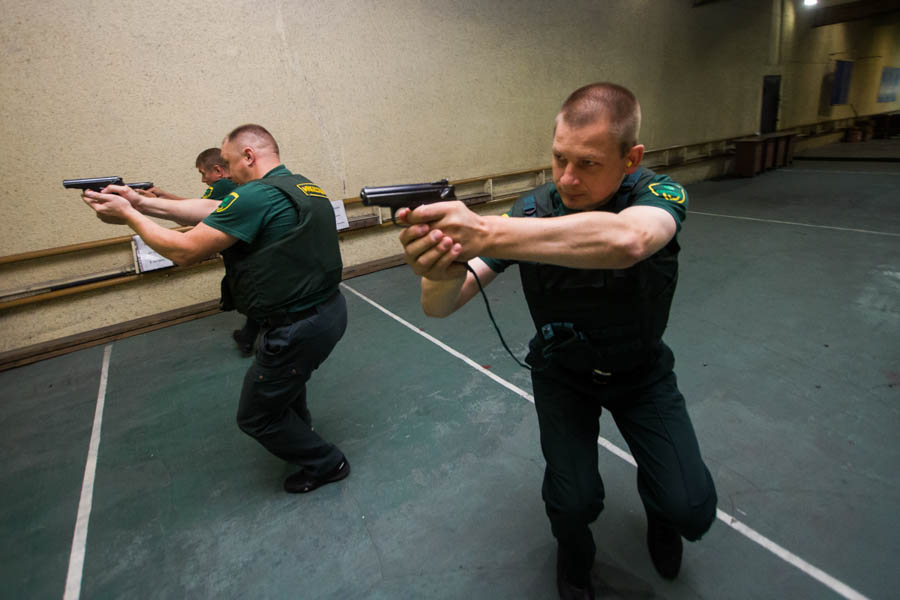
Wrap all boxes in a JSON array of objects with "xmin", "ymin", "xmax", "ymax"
[
  {"xmin": 397, "ymin": 83, "xmax": 717, "ymax": 599},
  {"xmin": 142, "ymin": 146, "xmax": 238, "ymax": 202},
  {"xmin": 82, "ymin": 124, "xmax": 350, "ymax": 494}
]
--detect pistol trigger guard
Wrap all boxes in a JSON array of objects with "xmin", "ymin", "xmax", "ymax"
[{"xmin": 390, "ymin": 207, "xmax": 411, "ymax": 228}]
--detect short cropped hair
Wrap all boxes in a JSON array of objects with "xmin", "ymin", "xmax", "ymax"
[
  {"xmin": 557, "ymin": 83, "xmax": 641, "ymax": 156},
  {"xmin": 224, "ymin": 124, "xmax": 280, "ymax": 156},
  {"xmin": 195, "ymin": 147, "xmax": 226, "ymax": 171}
]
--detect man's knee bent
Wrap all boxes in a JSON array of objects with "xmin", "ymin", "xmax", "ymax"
[
  {"xmin": 235, "ymin": 403, "xmax": 276, "ymax": 438},
  {"xmin": 657, "ymin": 486, "xmax": 717, "ymax": 541},
  {"xmin": 236, "ymin": 411, "xmax": 262, "ymax": 437},
  {"xmin": 679, "ymin": 498, "xmax": 717, "ymax": 541}
]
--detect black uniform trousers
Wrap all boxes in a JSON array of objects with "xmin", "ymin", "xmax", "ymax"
[
  {"xmin": 531, "ymin": 342, "xmax": 717, "ymax": 581},
  {"xmin": 236, "ymin": 291, "xmax": 347, "ymax": 479}
]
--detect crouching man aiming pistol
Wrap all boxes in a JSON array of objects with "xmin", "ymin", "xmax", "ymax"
[
  {"xmin": 79, "ymin": 124, "xmax": 351, "ymax": 494},
  {"xmin": 396, "ymin": 83, "xmax": 717, "ymax": 600}
]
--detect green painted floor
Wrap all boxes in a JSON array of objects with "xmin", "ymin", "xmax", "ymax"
[{"xmin": 2, "ymin": 149, "xmax": 898, "ymax": 599}]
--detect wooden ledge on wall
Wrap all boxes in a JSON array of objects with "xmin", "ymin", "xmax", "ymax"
[
  {"xmin": 0, "ymin": 300, "xmax": 223, "ymax": 372},
  {"xmin": 0, "ymin": 255, "xmax": 411, "ymax": 372}
]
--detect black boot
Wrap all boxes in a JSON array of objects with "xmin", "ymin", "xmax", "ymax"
[{"xmin": 284, "ymin": 459, "xmax": 350, "ymax": 494}]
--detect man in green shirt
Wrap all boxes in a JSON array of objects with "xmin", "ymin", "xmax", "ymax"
[
  {"xmin": 397, "ymin": 83, "xmax": 717, "ymax": 599},
  {"xmin": 82, "ymin": 124, "xmax": 350, "ymax": 494}
]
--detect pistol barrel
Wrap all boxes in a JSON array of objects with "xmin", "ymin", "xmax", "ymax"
[
  {"xmin": 62, "ymin": 176, "xmax": 124, "ymax": 191},
  {"xmin": 360, "ymin": 180, "xmax": 455, "ymax": 207}
]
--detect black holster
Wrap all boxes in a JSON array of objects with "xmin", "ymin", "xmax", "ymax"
[{"xmin": 526, "ymin": 322, "xmax": 597, "ymax": 374}]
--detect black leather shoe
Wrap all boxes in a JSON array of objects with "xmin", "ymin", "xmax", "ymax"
[
  {"xmin": 284, "ymin": 459, "xmax": 350, "ymax": 494},
  {"xmin": 556, "ymin": 547, "xmax": 595, "ymax": 600},
  {"xmin": 232, "ymin": 329, "xmax": 254, "ymax": 357},
  {"xmin": 647, "ymin": 517, "xmax": 682, "ymax": 579}
]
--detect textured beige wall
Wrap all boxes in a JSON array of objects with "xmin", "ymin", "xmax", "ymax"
[
  {"xmin": 1, "ymin": 0, "xmax": 898, "ymax": 353},
  {"xmin": 0, "ymin": 0, "xmax": 774, "ymax": 255}
]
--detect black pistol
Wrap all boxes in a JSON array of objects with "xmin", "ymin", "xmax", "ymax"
[
  {"xmin": 62, "ymin": 177, "xmax": 154, "ymax": 192},
  {"xmin": 125, "ymin": 181, "xmax": 154, "ymax": 190},
  {"xmin": 360, "ymin": 179, "xmax": 456, "ymax": 224},
  {"xmin": 62, "ymin": 176, "xmax": 125, "ymax": 192}
]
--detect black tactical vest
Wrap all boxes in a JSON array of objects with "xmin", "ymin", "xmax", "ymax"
[
  {"xmin": 220, "ymin": 174, "xmax": 343, "ymax": 320},
  {"xmin": 516, "ymin": 174, "xmax": 679, "ymax": 372}
]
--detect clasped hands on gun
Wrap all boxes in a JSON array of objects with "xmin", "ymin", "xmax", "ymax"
[
  {"xmin": 64, "ymin": 177, "xmax": 156, "ymax": 224},
  {"xmin": 361, "ymin": 180, "xmax": 490, "ymax": 278}
]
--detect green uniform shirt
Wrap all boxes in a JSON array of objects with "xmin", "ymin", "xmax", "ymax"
[
  {"xmin": 482, "ymin": 169, "xmax": 687, "ymax": 273},
  {"xmin": 202, "ymin": 177, "xmax": 238, "ymax": 200},
  {"xmin": 202, "ymin": 165, "xmax": 303, "ymax": 250},
  {"xmin": 203, "ymin": 165, "xmax": 337, "ymax": 316}
]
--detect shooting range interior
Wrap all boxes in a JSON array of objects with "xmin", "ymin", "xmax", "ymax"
[{"xmin": 1, "ymin": 1, "xmax": 899, "ymax": 599}]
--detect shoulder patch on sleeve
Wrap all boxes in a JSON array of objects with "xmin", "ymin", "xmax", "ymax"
[
  {"xmin": 215, "ymin": 191, "xmax": 239, "ymax": 213},
  {"xmin": 296, "ymin": 183, "xmax": 328, "ymax": 198},
  {"xmin": 648, "ymin": 182, "xmax": 686, "ymax": 204},
  {"xmin": 202, "ymin": 186, "xmax": 213, "ymax": 199}
]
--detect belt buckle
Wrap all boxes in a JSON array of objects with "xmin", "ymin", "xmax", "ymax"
[{"xmin": 591, "ymin": 368, "xmax": 612, "ymax": 385}]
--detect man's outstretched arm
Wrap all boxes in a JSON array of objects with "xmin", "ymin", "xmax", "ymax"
[
  {"xmin": 405, "ymin": 201, "xmax": 677, "ymax": 270},
  {"xmin": 89, "ymin": 184, "xmax": 221, "ymax": 226},
  {"xmin": 83, "ymin": 188, "xmax": 236, "ymax": 265}
]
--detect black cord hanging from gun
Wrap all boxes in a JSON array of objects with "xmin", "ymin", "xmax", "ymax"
[{"xmin": 360, "ymin": 177, "xmax": 528, "ymax": 369}]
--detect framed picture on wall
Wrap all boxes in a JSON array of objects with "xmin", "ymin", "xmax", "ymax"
[
  {"xmin": 877, "ymin": 66, "xmax": 900, "ymax": 103},
  {"xmin": 830, "ymin": 60, "xmax": 853, "ymax": 105}
]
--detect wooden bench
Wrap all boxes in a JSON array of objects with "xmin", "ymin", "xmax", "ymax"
[{"xmin": 734, "ymin": 132, "xmax": 797, "ymax": 177}]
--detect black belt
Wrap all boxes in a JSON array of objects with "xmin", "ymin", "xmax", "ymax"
[
  {"xmin": 590, "ymin": 344, "xmax": 661, "ymax": 385},
  {"xmin": 260, "ymin": 306, "xmax": 317, "ymax": 329},
  {"xmin": 535, "ymin": 322, "xmax": 661, "ymax": 384},
  {"xmin": 259, "ymin": 292, "xmax": 337, "ymax": 329}
]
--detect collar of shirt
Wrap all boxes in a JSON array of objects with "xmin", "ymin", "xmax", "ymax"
[{"xmin": 262, "ymin": 164, "xmax": 291, "ymax": 178}]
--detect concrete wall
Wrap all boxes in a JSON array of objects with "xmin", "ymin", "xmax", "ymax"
[
  {"xmin": 1, "ymin": 0, "xmax": 899, "ymax": 353},
  {"xmin": 778, "ymin": 1, "xmax": 900, "ymax": 128}
]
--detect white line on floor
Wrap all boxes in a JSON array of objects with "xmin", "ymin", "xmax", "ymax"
[
  {"xmin": 341, "ymin": 282, "xmax": 871, "ymax": 600},
  {"xmin": 63, "ymin": 344, "xmax": 112, "ymax": 600},
  {"xmin": 782, "ymin": 168, "xmax": 900, "ymax": 176},
  {"xmin": 690, "ymin": 211, "xmax": 900, "ymax": 237},
  {"xmin": 340, "ymin": 283, "xmax": 530, "ymax": 403}
]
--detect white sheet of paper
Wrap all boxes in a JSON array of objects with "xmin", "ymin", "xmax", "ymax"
[
  {"xmin": 331, "ymin": 199, "xmax": 349, "ymax": 230},
  {"xmin": 132, "ymin": 235, "xmax": 175, "ymax": 273}
]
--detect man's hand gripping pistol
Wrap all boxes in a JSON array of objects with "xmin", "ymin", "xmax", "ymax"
[{"xmin": 360, "ymin": 179, "xmax": 455, "ymax": 225}]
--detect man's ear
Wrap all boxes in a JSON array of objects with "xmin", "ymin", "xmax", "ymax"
[
  {"xmin": 625, "ymin": 144, "xmax": 645, "ymax": 174},
  {"xmin": 242, "ymin": 146, "xmax": 256, "ymax": 166}
]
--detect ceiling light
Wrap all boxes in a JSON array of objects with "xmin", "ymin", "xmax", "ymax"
[{"xmin": 804, "ymin": 0, "xmax": 818, "ymax": 6}]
